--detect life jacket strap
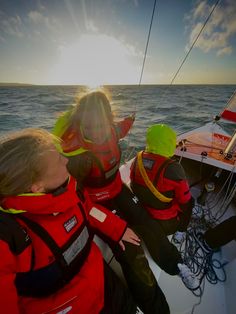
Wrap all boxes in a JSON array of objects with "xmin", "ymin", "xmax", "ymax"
[
  {"xmin": 137, "ymin": 151, "xmax": 173, "ymax": 203},
  {"xmin": 0, "ymin": 211, "xmax": 32, "ymax": 254},
  {"xmin": 15, "ymin": 210, "xmax": 93, "ymax": 297}
]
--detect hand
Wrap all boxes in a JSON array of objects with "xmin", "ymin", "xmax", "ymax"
[
  {"xmin": 131, "ymin": 112, "xmax": 136, "ymax": 121},
  {"xmin": 119, "ymin": 227, "xmax": 141, "ymax": 251}
]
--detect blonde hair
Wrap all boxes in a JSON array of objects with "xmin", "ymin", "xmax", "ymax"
[
  {"xmin": 0, "ymin": 128, "xmax": 59, "ymax": 196},
  {"xmin": 70, "ymin": 89, "xmax": 113, "ymax": 128}
]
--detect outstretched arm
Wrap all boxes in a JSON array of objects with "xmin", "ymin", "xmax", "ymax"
[
  {"xmin": 115, "ymin": 114, "xmax": 135, "ymax": 139},
  {"xmin": 83, "ymin": 189, "xmax": 141, "ymax": 245}
]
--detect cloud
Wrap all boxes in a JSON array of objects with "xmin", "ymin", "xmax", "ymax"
[
  {"xmin": 0, "ymin": 11, "xmax": 23, "ymax": 39},
  {"xmin": 186, "ymin": 0, "xmax": 236, "ymax": 56},
  {"xmin": 119, "ymin": 0, "xmax": 139, "ymax": 7},
  {"xmin": 217, "ymin": 46, "xmax": 232, "ymax": 56},
  {"xmin": 37, "ymin": 0, "xmax": 46, "ymax": 11},
  {"xmin": 28, "ymin": 10, "xmax": 44, "ymax": 24},
  {"xmin": 86, "ymin": 19, "xmax": 99, "ymax": 32},
  {"xmin": 28, "ymin": 10, "xmax": 61, "ymax": 34}
]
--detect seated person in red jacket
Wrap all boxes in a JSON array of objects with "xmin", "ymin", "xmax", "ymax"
[
  {"xmin": 194, "ymin": 216, "xmax": 236, "ymax": 252},
  {"xmin": 130, "ymin": 124, "xmax": 198, "ymax": 288},
  {"xmin": 0, "ymin": 128, "xmax": 141, "ymax": 314},
  {"xmin": 130, "ymin": 123, "xmax": 194, "ymax": 238}
]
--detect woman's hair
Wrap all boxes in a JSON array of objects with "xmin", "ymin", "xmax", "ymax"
[
  {"xmin": 70, "ymin": 90, "xmax": 113, "ymax": 128},
  {"xmin": 0, "ymin": 128, "xmax": 59, "ymax": 196}
]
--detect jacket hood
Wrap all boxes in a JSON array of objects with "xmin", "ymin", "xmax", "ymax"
[
  {"xmin": 145, "ymin": 124, "xmax": 177, "ymax": 157},
  {"xmin": 1, "ymin": 177, "xmax": 80, "ymax": 215}
]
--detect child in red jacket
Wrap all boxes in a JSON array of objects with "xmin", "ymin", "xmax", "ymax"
[{"xmin": 0, "ymin": 128, "xmax": 140, "ymax": 314}]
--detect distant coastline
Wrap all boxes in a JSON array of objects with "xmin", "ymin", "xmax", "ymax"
[
  {"xmin": 0, "ymin": 82, "xmax": 235, "ymax": 87},
  {"xmin": 0, "ymin": 82, "xmax": 35, "ymax": 86}
]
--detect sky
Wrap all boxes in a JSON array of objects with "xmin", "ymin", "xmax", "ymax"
[{"xmin": 0, "ymin": 0, "xmax": 236, "ymax": 85}]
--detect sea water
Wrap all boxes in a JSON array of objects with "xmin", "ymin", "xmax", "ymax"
[{"xmin": 0, "ymin": 84, "xmax": 235, "ymax": 159}]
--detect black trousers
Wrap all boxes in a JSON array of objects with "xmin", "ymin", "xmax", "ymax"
[
  {"xmin": 100, "ymin": 184, "xmax": 186, "ymax": 313},
  {"xmin": 102, "ymin": 184, "xmax": 183, "ymax": 275},
  {"xmin": 157, "ymin": 207, "xmax": 193, "ymax": 236},
  {"xmin": 101, "ymin": 261, "xmax": 137, "ymax": 314},
  {"xmin": 204, "ymin": 216, "xmax": 236, "ymax": 249},
  {"xmin": 113, "ymin": 242, "xmax": 170, "ymax": 314}
]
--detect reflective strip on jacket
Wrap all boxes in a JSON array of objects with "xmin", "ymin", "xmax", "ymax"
[{"xmin": 0, "ymin": 177, "xmax": 127, "ymax": 314}]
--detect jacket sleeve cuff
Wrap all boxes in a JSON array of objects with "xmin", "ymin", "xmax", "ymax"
[{"xmin": 87, "ymin": 203, "xmax": 128, "ymax": 243}]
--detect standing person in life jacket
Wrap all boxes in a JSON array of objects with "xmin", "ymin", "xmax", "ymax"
[
  {"xmin": 0, "ymin": 128, "xmax": 142, "ymax": 314},
  {"xmin": 130, "ymin": 124, "xmax": 199, "ymax": 289}
]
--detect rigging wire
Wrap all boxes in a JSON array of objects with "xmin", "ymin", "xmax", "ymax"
[
  {"xmin": 123, "ymin": 0, "xmax": 158, "ymax": 162},
  {"xmin": 153, "ymin": 0, "xmax": 222, "ymax": 115},
  {"xmin": 138, "ymin": 0, "xmax": 157, "ymax": 87},
  {"xmin": 179, "ymin": 139, "xmax": 229, "ymax": 151},
  {"xmin": 124, "ymin": 0, "xmax": 222, "ymax": 161},
  {"xmin": 170, "ymin": 0, "xmax": 221, "ymax": 85},
  {"xmin": 205, "ymin": 167, "xmax": 236, "ymax": 214}
]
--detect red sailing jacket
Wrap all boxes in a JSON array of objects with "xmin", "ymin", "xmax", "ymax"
[
  {"xmin": 61, "ymin": 116, "xmax": 134, "ymax": 202},
  {"xmin": 130, "ymin": 152, "xmax": 192, "ymax": 220},
  {"xmin": 0, "ymin": 177, "xmax": 127, "ymax": 314}
]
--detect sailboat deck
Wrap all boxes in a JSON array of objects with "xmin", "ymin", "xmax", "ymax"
[
  {"xmin": 175, "ymin": 122, "xmax": 236, "ymax": 172},
  {"xmin": 95, "ymin": 157, "xmax": 236, "ymax": 314}
]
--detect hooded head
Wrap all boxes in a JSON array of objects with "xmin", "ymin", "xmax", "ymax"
[{"xmin": 145, "ymin": 124, "xmax": 177, "ymax": 157}]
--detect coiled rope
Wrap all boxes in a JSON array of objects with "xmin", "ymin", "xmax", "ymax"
[{"xmin": 171, "ymin": 165, "xmax": 236, "ymax": 312}]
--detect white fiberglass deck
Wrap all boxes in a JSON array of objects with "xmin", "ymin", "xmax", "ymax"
[{"xmin": 95, "ymin": 158, "xmax": 236, "ymax": 314}]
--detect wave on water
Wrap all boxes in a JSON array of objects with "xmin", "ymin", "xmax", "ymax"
[{"xmin": 0, "ymin": 84, "xmax": 235, "ymax": 154}]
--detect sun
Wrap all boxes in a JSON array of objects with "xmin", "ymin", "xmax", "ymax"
[{"xmin": 47, "ymin": 34, "xmax": 140, "ymax": 86}]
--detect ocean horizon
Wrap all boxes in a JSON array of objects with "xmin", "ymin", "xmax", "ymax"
[{"xmin": 1, "ymin": 82, "xmax": 235, "ymax": 86}]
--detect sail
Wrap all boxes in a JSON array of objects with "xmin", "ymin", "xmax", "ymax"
[{"xmin": 220, "ymin": 90, "xmax": 236, "ymax": 123}]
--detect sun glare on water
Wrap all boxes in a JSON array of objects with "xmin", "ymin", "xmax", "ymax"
[{"xmin": 48, "ymin": 34, "xmax": 140, "ymax": 87}]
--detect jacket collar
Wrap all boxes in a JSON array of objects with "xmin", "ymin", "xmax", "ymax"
[{"xmin": 1, "ymin": 177, "xmax": 80, "ymax": 215}]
